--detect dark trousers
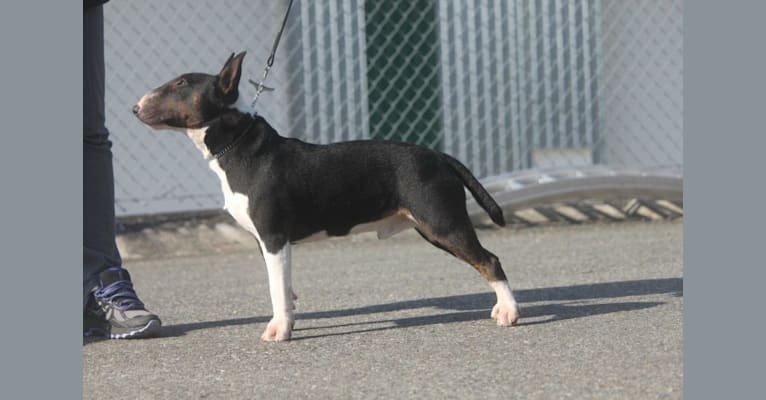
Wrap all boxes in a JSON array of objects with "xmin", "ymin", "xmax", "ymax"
[{"xmin": 84, "ymin": 5, "xmax": 122, "ymax": 303}]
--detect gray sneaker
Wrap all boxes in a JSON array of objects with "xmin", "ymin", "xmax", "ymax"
[{"xmin": 86, "ymin": 266, "xmax": 161, "ymax": 339}]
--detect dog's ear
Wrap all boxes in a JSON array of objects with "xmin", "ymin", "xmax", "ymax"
[
  {"xmin": 221, "ymin": 52, "xmax": 235, "ymax": 68},
  {"xmin": 218, "ymin": 51, "xmax": 246, "ymax": 103}
]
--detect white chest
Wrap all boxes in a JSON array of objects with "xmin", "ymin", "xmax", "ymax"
[{"xmin": 209, "ymin": 159, "xmax": 261, "ymax": 240}]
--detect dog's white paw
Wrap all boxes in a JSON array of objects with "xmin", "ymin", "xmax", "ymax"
[
  {"xmin": 260, "ymin": 315, "xmax": 295, "ymax": 342},
  {"xmin": 491, "ymin": 302, "xmax": 520, "ymax": 327}
]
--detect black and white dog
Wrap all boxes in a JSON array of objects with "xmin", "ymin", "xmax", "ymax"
[{"xmin": 133, "ymin": 52, "xmax": 519, "ymax": 341}]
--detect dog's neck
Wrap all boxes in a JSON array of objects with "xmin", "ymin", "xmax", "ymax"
[
  {"xmin": 184, "ymin": 94, "xmax": 253, "ymax": 159},
  {"xmin": 185, "ymin": 109, "xmax": 278, "ymax": 161},
  {"xmin": 208, "ymin": 115, "xmax": 256, "ymax": 159}
]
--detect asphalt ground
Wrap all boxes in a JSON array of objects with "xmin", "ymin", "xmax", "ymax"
[{"xmin": 84, "ymin": 220, "xmax": 683, "ymax": 399}]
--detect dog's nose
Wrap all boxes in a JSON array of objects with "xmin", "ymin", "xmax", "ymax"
[{"xmin": 132, "ymin": 104, "xmax": 140, "ymax": 115}]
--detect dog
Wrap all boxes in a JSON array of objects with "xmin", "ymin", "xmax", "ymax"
[{"xmin": 133, "ymin": 52, "xmax": 519, "ymax": 341}]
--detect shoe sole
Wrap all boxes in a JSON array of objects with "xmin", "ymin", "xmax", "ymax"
[{"xmin": 110, "ymin": 319, "xmax": 162, "ymax": 339}]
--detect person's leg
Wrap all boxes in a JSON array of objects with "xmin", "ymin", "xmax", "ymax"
[
  {"xmin": 83, "ymin": 4, "xmax": 121, "ymax": 304},
  {"xmin": 83, "ymin": 5, "xmax": 161, "ymax": 338}
]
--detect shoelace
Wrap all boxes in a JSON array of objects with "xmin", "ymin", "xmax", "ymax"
[{"xmin": 94, "ymin": 280, "xmax": 145, "ymax": 311}]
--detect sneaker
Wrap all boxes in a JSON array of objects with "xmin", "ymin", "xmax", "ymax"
[
  {"xmin": 83, "ymin": 294, "xmax": 110, "ymax": 338},
  {"xmin": 87, "ymin": 266, "xmax": 162, "ymax": 339}
]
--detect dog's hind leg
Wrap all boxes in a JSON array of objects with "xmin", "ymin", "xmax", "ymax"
[{"xmin": 413, "ymin": 212, "xmax": 519, "ymax": 327}]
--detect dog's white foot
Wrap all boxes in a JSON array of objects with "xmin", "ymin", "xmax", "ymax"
[
  {"xmin": 260, "ymin": 315, "xmax": 295, "ymax": 342},
  {"xmin": 491, "ymin": 302, "xmax": 520, "ymax": 327}
]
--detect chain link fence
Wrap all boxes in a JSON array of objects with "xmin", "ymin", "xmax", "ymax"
[{"xmin": 104, "ymin": 0, "xmax": 682, "ymax": 216}]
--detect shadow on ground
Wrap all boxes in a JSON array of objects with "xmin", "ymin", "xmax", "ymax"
[{"xmin": 125, "ymin": 277, "xmax": 681, "ymax": 341}]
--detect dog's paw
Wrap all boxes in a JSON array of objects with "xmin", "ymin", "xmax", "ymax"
[
  {"xmin": 260, "ymin": 315, "xmax": 295, "ymax": 342},
  {"xmin": 491, "ymin": 302, "xmax": 520, "ymax": 327}
]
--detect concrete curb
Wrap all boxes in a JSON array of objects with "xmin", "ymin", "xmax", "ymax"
[{"xmin": 115, "ymin": 207, "xmax": 681, "ymax": 261}]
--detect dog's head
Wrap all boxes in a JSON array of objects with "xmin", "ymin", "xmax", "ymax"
[{"xmin": 134, "ymin": 52, "xmax": 247, "ymax": 130}]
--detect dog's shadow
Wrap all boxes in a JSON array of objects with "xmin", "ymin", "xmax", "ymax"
[{"xmin": 151, "ymin": 277, "xmax": 681, "ymax": 340}]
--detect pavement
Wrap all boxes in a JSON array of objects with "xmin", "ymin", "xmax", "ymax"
[{"xmin": 84, "ymin": 220, "xmax": 683, "ymax": 399}]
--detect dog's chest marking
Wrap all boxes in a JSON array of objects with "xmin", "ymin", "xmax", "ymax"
[
  {"xmin": 186, "ymin": 128, "xmax": 213, "ymax": 159},
  {"xmin": 209, "ymin": 159, "xmax": 261, "ymax": 240},
  {"xmin": 186, "ymin": 125, "xmax": 259, "ymax": 240}
]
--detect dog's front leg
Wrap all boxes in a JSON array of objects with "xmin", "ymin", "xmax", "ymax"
[{"xmin": 259, "ymin": 242, "xmax": 295, "ymax": 341}]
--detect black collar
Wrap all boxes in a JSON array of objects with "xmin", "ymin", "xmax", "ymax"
[{"xmin": 210, "ymin": 117, "xmax": 256, "ymax": 159}]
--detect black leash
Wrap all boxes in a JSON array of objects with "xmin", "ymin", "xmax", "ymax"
[{"xmin": 249, "ymin": 0, "xmax": 295, "ymax": 114}]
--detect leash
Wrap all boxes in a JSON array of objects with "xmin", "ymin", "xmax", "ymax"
[{"xmin": 248, "ymin": 0, "xmax": 295, "ymax": 115}]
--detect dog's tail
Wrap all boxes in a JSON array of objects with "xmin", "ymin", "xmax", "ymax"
[{"xmin": 441, "ymin": 154, "xmax": 506, "ymax": 227}]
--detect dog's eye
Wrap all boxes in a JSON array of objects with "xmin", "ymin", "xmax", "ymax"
[{"xmin": 176, "ymin": 78, "xmax": 187, "ymax": 87}]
